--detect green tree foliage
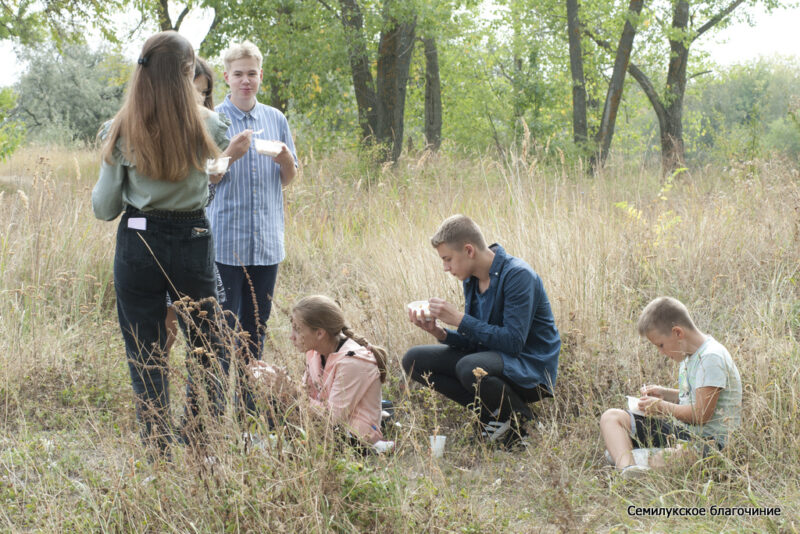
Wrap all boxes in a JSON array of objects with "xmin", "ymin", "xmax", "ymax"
[
  {"xmin": 0, "ymin": 0, "xmax": 124, "ymax": 44},
  {"xmin": 11, "ymin": 44, "xmax": 129, "ymax": 144},
  {"xmin": 432, "ymin": 1, "xmax": 573, "ymax": 153},
  {"xmin": 196, "ymin": 0, "xmax": 359, "ymax": 149},
  {"xmin": 0, "ymin": 1, "xmax": 125, "ymax": 157},
  {"xmin": 0, "ymin": 88, "xmax": 24, "ymax": 159},
  {"xmin": 686, "ymin": 57, "xmax": 800, "ymax": 161},
  {"xmin": 579, "ymin": 0, "xmax": 785, "ymax": 172}
]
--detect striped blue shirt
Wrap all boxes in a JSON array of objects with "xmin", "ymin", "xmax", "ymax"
[{"xmin": 208, "ymin": 95, "xmax": 297, "ymax": 266}]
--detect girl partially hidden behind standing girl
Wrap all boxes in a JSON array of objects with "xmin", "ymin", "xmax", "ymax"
[{"xmin": 92, "ymin": 31, "xmax": 231, "ymax": 457}]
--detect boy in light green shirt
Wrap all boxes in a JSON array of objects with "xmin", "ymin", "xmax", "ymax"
[{"xmin": 600, "ymin": 296, "xmax": 742, "ymax": 478}]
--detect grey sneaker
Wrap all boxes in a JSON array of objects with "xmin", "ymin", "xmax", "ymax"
[
  {"xmin": 482, "ymin": 419, "xmax": 528, "ymax": 449},
  {"xmin": 482, "ymin": 420, "xmax": 512, "ymax": 442}
]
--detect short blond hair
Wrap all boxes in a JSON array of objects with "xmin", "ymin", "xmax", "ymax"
[
  {"xmin": 637, "ymin": 296, "xmax": 698, "ymax": 336},
  {"xmin": 222, "ymin": 41, "xmax": 263, "ymax": 71},
  {"xmin": 430, "ymin": 214, "xmax": 487, "ymax": 251}
]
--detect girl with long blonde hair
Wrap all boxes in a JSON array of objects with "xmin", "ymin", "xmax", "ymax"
[{"xmin": 93, "ymin": 31, "xmax": 232, "ymax": 455}]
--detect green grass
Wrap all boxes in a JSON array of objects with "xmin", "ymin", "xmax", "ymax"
[{"xmin": 0, "ymin": 145, "xmax": 798, "ymax": 532}]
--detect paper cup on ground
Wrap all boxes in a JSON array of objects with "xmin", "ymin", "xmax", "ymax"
[
  {"xmin": 407, "ymin": 300, "xmax": 432, "ymax": 321},
  {"xmin": 255, "ymin": 138, "xmax": 283, "ymax": 157},
  {"xmin": 205, "ymin": 156, "xmax": 230, "ymax": 174},
  {"xmin": 429, "ymin": 435, "xmax": 446, "ymax": 458}
]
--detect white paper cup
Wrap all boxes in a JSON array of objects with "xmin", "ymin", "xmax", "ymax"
[{"xmin": 429, "ymin": 435, "xmax": 446, "ymax": 458}]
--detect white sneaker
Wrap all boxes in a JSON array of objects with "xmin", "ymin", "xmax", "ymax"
[
  {"xmin": 606, "ymin": 448, "xmax": 652, "ymax": 467},
  {"xmin": 632, "ymin": 448, "xmax": 650, "ymax": 467},
  {"xmin": 620, "ymin": 464, "xmax": 650, "ymax": 479},
  {"xmin": 373, "ymin": 440, "xmax": 395, "ymax": 454}
]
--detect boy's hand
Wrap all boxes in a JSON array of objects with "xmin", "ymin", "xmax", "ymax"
[
  {"xmin": 408, "ymin": 308, "xmax": 446, "ymax": 341},
  {"xmin": 428, "ymin": 298, "xmax": 464, "ymax": 328},
  {"xmin": 638, "ymin": 395, "xmax": 663, "ymax": 415},
  {"xmin": 226, "ymin": 130, "xmax": 253, "ymax": 161},
  {"xmin": 273, "ymin": 143, "xmax": 294, "ymax": 167},
  {"xmin": 640, "ymin": 384, "xmax": 665, "ymax": 399}
]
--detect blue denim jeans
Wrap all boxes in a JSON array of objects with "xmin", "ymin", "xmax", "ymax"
[
  {"xmin": 114, "ymin": 207, "xmax": 227, "ymax": 452},
  {"xmin": 215, "ymin": 262, "xmax": 279, "ymax": 361},
  {"xmin": 215, "ymin": 262, "xmax": 279, "ymax": 416}
]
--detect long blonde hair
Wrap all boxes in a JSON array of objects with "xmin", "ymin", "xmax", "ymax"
[
  {"xmin": 102, "ymin": 31, "xmax": 219, "ymax": 182},
  {"xmin": 292, "ymin": 295, "xmax": 389, "ymax": 383}
]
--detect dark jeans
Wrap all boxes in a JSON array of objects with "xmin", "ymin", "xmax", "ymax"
[
  {"xmin": 402, "ymin": 345, "xmax": 548, "ymax": 424},
  {"xmin": 114, "ymin": 208, "xmax": 226, "ymax": 453},
  {"xmin": 215, "ymin": 262, "xmax": 279, "ymax": 361},
  {"xmin": 215, "ymin": 262, "xmax": 279, "ymax": 417}
]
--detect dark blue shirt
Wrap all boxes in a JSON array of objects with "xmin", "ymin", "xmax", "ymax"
[{"xmin": 442, "ymin": 244, "xmax": 561, "ymax": 391}]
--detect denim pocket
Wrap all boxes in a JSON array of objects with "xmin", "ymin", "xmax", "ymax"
[
  {"xmin": 181, "ymin": 224, "xmax": 214, "ymax": 277},
  {"xmin": 116, "ymin": 220, "xmax": 159, "ymax": 271}
]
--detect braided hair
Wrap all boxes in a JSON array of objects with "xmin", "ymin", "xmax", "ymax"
[{"xmin": 292, "ymin": 295, "xmax": 388, "ymax": 383}]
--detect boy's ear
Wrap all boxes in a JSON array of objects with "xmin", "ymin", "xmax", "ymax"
[
  {"xmin": 672, "ymin": 326, "xmax": 685, "ymax": 339},
  {"xmin": 464, "ymin": 243, "xmax": 475, "ymax": 258}
]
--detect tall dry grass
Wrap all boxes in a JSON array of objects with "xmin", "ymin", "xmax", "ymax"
[{"xmin": 0, "ymin": 145, "xmax": 798, "ymax": 532}]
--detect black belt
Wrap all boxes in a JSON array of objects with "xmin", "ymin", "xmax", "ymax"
[{"xmin": 125, "ymin": 205, "xmax": 205, "ymax": 220}]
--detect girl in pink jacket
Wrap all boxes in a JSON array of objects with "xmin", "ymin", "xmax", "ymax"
[{"xmin": 290, "ymin": 295, "xmax": 388, "ymax": 445}]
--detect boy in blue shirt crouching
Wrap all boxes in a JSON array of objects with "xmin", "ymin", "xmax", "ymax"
[{"xmin": 402, "ymin": 215, "xmax": 561, "ymax": 448}]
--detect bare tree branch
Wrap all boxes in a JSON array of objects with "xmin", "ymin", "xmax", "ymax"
[
  {"xmin": 688, "ymin": 69, "xmax": 712, "ymax": 80},
  {"xmin": 316, "ymin": 0, "xmax": 341, "ymax": 20},
  {"xmin": 694, "ymin": 0, "xmax": 746, "ymax": 40},
  {"xmin": 174, "ymin": 6, "xmax": 191, "ymax": 31}
]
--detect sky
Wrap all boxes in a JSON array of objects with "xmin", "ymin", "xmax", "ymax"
[{"xmin": 1, "ymin": 4, "xmax": 799, "ymax": 87}]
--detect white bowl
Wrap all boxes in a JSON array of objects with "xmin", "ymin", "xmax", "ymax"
[
  {"xmin": 205, "ymin": 156, "xmax": 230, "ymax": 174},
  {"xmin": 254, "ymin": 139, "xmax": 283, "ymax": 157},
  {"xmin": 407, "ymin": 300, "xmax": 432, "ymax": 321}
]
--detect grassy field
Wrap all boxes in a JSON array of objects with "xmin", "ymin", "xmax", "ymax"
[{"xmin": 1, "ymin": 145, "xmax": 798, "ymax": 532}]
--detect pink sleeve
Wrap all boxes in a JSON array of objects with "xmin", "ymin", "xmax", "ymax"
[{"xmin": 324, "ymin": 363, "xmax": 362, "ymax": 423}]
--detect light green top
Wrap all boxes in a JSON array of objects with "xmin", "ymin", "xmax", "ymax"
[
  {"xmin": 678, "ymin": 336, "xmax": 742, "ymax": 446},
  {"xmin": 91, "ymin": 110, "xmax": 231, "ymax": 221}
]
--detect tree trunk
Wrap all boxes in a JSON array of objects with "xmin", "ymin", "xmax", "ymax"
[
  {"xmin": 423, "ymin": 36, "xmax": 441, "ymax": 151},
  {"xmin": 340, "ymin": 0, "xmax": 377, "ymax": 141},
  {"xmin": 566, "ymin": 0, "xmax": 587, "ymax": 146},
  {"xmin": 375, "ymin": 7, "xmax": 416, "ymax": 162},
  {"xmin": 586, "ymin": 0, "xmax": 745, "ymax": 175},
  {"xmin": 660, "ymin": 0, "xmax": 690, "ymax": 174},
  {"xmin": 158, "ymin": 0, "xmax": 172, "ymax": 31},
  {"xmin": 592, "ymin": 0, "xmax": 644, "ymax": 170},
  {"xmin": 269, "ymin": 76, "xmax": 289, "ymax": 114}
]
